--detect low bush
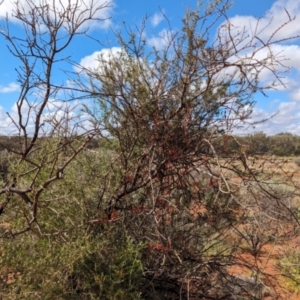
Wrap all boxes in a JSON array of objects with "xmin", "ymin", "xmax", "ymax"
[{"xmin": 279, "ymin": 249, "xmax": 300, "ymax": 295}]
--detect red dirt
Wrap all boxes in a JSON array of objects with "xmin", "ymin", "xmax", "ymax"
[{"xmin": 228, "ymin": 239, "xmax": 300, "ymax": 299}]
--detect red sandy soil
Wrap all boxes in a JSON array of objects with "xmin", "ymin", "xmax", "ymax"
[{"xmin": 228, "ymin": 238, "xmax": 300, "ymax": 299}]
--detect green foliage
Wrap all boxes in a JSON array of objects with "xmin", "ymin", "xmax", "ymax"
[
  {"xmin": 70, "ymin": 230, "xmax": 144, "ymax": 300},
  {"xmin": 279, "ymin": 250, "xmax": 300, "ymax": 295},
  {"xmin": 211, "ymin": 132, "xmax": 300, "ymax": 156},
  {"xmin": 0, "ymin": 227, "xmax": 144, "ymax": 299},
  {"xmin": 0, "ymin": 138, "xmax": 144, "ymax": 299}
]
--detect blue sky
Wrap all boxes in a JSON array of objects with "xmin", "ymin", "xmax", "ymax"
[{"xmin": 0, "ymin": 0, "xmax": 300, "ymax": 135}]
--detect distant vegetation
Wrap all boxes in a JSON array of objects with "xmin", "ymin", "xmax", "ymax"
[
  {"xmin": 2, "ymin": 132, "xmax": 300, "ymax": 157},
  {"xmin": 212, "ymin": 132, "xmax": 300, "ymax": 156}
]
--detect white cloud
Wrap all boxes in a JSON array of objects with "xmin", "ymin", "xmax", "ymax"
[
  {"xmin": 0, "ymin": 0, "xmax": 114, "ymax": 30},
  {"xmin": 151, "ymin": 11, "xmax": 164, "ymax": 27},
  {"xmin": 0, "ymin": 82, "xmax": 20, "ymax": 93},
  {"xmin": 147, "ymin": 29, "xmax": 174, "ymax": 50},
  {"xmin": 216, "ymin": 0, "xmax": 300, "ymax": 105},
  {"xmin": 236, "ymin": 100, "xmax": 300, "ymax": 135},
  {"xmin": 290, "ymin": 86, "xmax": 300, "ymax": 101},
  {"xmin": 220, "ymin": 0, "xmax": 300, "ymax": 46},
  {"xmin": 0, "ymin": 103, "xmax": 28, "ymax": 135},
  {"xmin": 0, "ymin": 98, "xmax": 86, "ymax": 136},
  {"xmin": 255, "ymin": 44, "xmax": 300, "ymax": 99},
  {"xmin": 277, "ymin": 44, "xmax": 300, "ymax": 68},
  {"xmin": 262, "ymin": 0, "xmax": 300, "ymax": 41},
  {"xmin": 217, "ymin": 0, "xmax": 300, "ymax": 72},
  {"xmin": 76, "ymin": 47, "xmax": 123, "ymax": 74},
  {"xmin": 245, "ymin": 44, "xmax": 300, "ymax": 88}
]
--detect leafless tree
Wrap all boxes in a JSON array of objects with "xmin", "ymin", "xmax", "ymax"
[{"xmin": 0, "ymin": 0, "xmax": 111, "ymax": 236}]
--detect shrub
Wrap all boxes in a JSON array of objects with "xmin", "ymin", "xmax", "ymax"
[
  {"xmin": 0, "ymin": 228, "xmax": 144, "ymax": 299},
  {"xmin": 279, "ymin": 249, "xmax": 300, "ymax": 295}
]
